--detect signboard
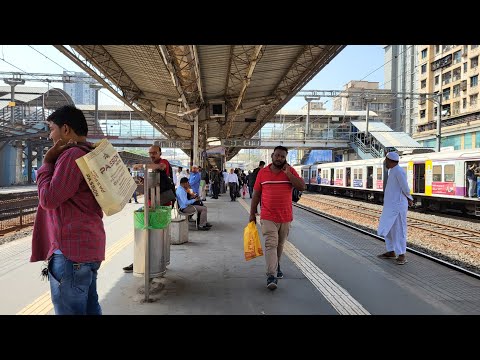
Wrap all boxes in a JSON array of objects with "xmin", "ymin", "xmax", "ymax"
[
  {"xmin": 221, "ymin": 139, "xmax": 261, "ymax": 147},
  {"xmin": 432, "ymin": 182, "xmax": 455, "ymax": 195},
  {"xmin": 154, "ymin": 140, "xmax": 191, "ymax": 149}
]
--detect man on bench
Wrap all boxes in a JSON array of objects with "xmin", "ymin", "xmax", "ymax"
[{"xmin": 176, "ymin": 177, "xmax": 212, "ymax": 231}]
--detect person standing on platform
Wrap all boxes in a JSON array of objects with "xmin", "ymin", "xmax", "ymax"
[
  {"xmin": 30, "ymin": 105, "xmax": 105, "ymax": 315},
  {"xmin": 199, "ymin": 165, "xmax": 209, "ymax": 201},
  {"xmin": 189, "ymin": 164, "xmax": 201, "ymax": 197},
  {"xmin": 377, "ymin": 151, "xmax": 413, "ymax": 265},
  {"xmin": 225, "ymin": 168, "xmax": 239, "ymax": 201},
  {"xmin": 249, "ymin": 146, "xmax": 305, "ymax": 290},
  {"xmin": 123, "ymin": 145, "xmax": 173, "ymax": 273}
]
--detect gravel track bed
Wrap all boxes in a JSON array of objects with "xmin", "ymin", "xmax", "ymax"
[{"xmin": 299, "ymin": 193, "xmax": 480, "ymax": 275}]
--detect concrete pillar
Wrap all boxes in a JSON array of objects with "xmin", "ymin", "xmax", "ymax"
[
  {"xmin": 0, "ymin": 142, "xmax": 17, "ymax": 186},
  {"xmin": 15, "ymin": 140, "xmax": 24, "ymax": 184}
]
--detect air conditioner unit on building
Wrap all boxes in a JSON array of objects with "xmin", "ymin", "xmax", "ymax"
[{"xmin": 209, "ymin": 100, "xmax": 226, "ymax": 118}]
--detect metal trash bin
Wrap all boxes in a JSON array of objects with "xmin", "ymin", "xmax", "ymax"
[{"xmin": 133, "ymin": 207, "xmax": 171, "ymax": 278}]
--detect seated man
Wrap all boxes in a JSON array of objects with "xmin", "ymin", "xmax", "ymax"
[{"xmin": 176, "ymin": 177, "xmax": 212, "ymax": 230}]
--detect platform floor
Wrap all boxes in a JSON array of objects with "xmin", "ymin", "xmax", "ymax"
[
  {"xmin": 1, "ymin": 192, "xmax": 480, "ymax": 315},
  {"xmin": 0, "ymin": 185, "xmax": 37, "ymax": 195}
]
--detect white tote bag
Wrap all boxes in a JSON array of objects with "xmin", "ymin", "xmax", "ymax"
[{"xmin": 75, "ymin": 139, "xmax": 137, "ymax": 216}]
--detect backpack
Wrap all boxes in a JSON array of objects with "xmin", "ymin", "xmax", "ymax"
[{"xmin": 292, "ymin": 188, "xmax": 302, "ymax": 203}]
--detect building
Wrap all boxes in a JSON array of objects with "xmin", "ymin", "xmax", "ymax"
[
  {"xmin": 414, "ymin": 45, "xmax": 480, "ymax": 150},
  {"xmin": 332, "ymin": 81, "xmax": 394, "ymax": 130},
  {"xmin": 384, "ymin": 45, "xmax": 418, "ymax": 135},
  {"xmin": 62, "ymin": 71, "xmax": 97, "ymax": 105}
]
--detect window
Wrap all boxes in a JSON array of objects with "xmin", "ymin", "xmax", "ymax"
[
  {"xmin": 453, "ymin": 50, "xmax": 461, "ymax": 64},
  {"xmin": 452, "ymin": 67, "xmax": 461, "ymax": 81},
  {"xmin": 421, "ymin": 64, "xmax": 427, "ymax": 73},
  {"xmin": 463, "ymin": 98, "xmax": 467, "ymax": 109},
  {"xmin": 471, "ymin": 75, "xmax": 478, "ymax": 87},
  {"xmin": 420, "ymin": 79, "xmax": 426, "ymax": 89},
  {"xmin": 376, "ymin": 168, "xmax": 382, "ymax": 180},
  {"xmin": 421, "ymin": 48, "xmax": 428, "ymax": 59},
  {"xmin": 420, "ymin": 109, "xmax": 426, "ymax": 118},
  {"xmin": 336, "ymin": 169, "xmax": 343, "ymax": 179},
  {"xmin": 435, "ymin": 75, "xmax": 439, "ymax": 85},
  {"xmin": 472, "ymin": 45, "xmax": 479, "ymax": 50},
  {"xmin": 470, "ymin": 93, "xmax": 478, "ymax": 106},
  {"xmin": 465, "ymin": 133, "xmax": 472, "ymax": 149},
  {"xmin": 452, "ymin": 101, "xmax": 460, "ymax": 115},
  {"xmin": 442, "ymin": 87, "xmax": 451, "ymax": 100},
  {"xmin": 353, "ymin": 168, "xmax": 363, "ymax": 180},
  {"xmin": 433, "ymin": 165, "xmax": 442, "ymax": 182},
  {"xmin": 453, "ymin": 84, "xmax": 460, "ymax": 98},
  {"xmin": 435, "ymin": 45, "xmax": 440, "ymax": 54},
  {"xmin": 471, "ymin": 56, "xmax": 479, "ymax": 68},
  {"xmin": 444, "ymin": 165, "xmax": 455, "ymax": 182},
  {"xmin": 464, "ymin": 62, "xmax": 468, "ymax": 72}
]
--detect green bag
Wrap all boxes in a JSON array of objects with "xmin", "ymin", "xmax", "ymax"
[{"xmin": 134, "ymin": 206, "xmax": 172, "ymax": 229}]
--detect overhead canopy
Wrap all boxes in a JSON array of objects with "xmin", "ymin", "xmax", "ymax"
[
  {"xmin": 351, "ymin": 120, "xmax": 423, "ymax": 149},
  {"xmin": 55, "ymin": 45, "xmax": 345, "ymax": 160}
]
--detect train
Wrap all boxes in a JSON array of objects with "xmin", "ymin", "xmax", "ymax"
[{"xmin": 293, "ymin": 148, "xmax": 480, "ymax": 216}]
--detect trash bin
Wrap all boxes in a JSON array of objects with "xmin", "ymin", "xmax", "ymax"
[{"xmin": 133, "ymin": 207, "xmax": 171, "ymax": 278}]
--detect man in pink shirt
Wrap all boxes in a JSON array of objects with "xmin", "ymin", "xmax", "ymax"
[
  {"xmin": 30, "ymin": 105, "xmax": 106, "ymax": 315},
  {"xmin": 249, "ymin": 146, "xmax": 305, "ymax": 290}
]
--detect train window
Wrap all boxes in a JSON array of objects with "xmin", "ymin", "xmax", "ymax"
[
  {"xmin": 376, "ymin": 168, "xmax": 382, "ymax": 180},
  {"xmin": 444, "ymin": 165, "xmax": 455, "ymax": 182},
  {"xmin": 432, "ymin": 165, "xmax": 442, "ymax": 181},
  {"xmin": 312, "ymin": 171, "xmax": 317, "ymax": 178},
  {"xmin": 353, "ymin": 168, "xmax": 363, "ymax": 180},
  {"xmin": 336, "ymin": 169, "xmax": 343, "ymax": 179}
]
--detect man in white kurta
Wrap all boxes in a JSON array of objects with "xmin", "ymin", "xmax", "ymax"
[{"xmin": 377, "ymin": 152, "xmax": 413, "ymax": 265}]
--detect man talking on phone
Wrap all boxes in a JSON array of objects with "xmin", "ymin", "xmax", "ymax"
[{"xmin": 249, "ymin": 146, "xmax": 305, "ymax": 290}]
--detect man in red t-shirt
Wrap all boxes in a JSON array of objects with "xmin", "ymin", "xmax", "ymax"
[{"xmin": 249, "ymin": 146, "xmax": 305, "ymax": 290}]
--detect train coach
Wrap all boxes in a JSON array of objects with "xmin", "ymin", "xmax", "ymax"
[{"xmin": 297, "ymin": 149, "xmax": 480, "ymax": 216}]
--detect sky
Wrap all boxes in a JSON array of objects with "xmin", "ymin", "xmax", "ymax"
[{"xmin": 0, "ymin": 45, "xmax": 386, "ymax": 110}]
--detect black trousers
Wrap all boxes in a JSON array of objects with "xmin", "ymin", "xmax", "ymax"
[{"xmin": 229, "ymin": 182, "xmax": 237, "ymax": 200}]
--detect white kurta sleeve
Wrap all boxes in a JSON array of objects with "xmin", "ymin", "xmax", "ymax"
[{"xmin": 396, "ymin": 167, "xmax": 413, "ymax": 201}]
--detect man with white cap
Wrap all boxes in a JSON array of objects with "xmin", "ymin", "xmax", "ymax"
[{"xmin": 377, "ymin": 151, "xmax": 413, "ymax": 265}]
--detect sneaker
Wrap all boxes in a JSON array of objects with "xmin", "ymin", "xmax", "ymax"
[
  {"xmin": 266, "ymin": 275, "xmax": 277, "ymax": 290},
  {"xmin": 276, "ymin": 264, "xmax": 283, "ymax": 279},
  {"xmin": 123, "ymin": 263, "xmax": 133, "ymax": 273}
]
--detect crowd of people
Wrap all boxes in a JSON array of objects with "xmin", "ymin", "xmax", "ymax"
[{"xmin": 30, "ymin": 104, "xmax": 412, "ymax": 315}]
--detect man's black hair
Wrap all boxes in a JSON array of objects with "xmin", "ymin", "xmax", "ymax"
[
  {"xmin": 273, "ymin": 145, "xmax": 288, "ymax": 154},
  {"xmin": 180, "ymin": 177, "xmax": 189, "ymax": 184},
  {"xmin": 259, "ymin": 161, "xmax": 266, "ymax": 166},
  {"xmin": 47, "ymin": 105, "xmax": 88, "ymax": 136}
]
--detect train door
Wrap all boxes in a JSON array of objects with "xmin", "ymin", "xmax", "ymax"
[
  {"xmin": 330, "ymin": 168, "xmax": 335, "ymax": 185},
  {"xmin": 414, "ymin": 163, "xmax": 425, "ymax": 193},
  {"xmin": 465, "ymin": 161, "xmax": 477, "ymax": 197},
  {"xmin": 346, "ymin": 167, "xmax": 351, "ymax": 186},
  {"xmin": 366, "ymin": 166, "xmax": 373, "ymax": 189}
]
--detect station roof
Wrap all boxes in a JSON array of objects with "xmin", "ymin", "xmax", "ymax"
[{"xmin": 55, "ymin": 45, "xmax": 345, "ymax": 160}]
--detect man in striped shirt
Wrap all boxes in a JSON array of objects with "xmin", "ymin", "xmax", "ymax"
[{"xmin": 249, "ymin": 146, "xmax": 305, "ymax": 290}]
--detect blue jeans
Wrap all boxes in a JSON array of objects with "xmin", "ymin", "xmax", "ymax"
[{"xmin": 48, "ymin": 253, "xmax": 102, "ymax": 315}]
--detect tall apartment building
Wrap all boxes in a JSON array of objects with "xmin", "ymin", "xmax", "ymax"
[
  {"xmin": 384, "ymin": 45, "xmax": 418, "ymax": 135},
  {"xmin": 62, "ymin": 71, "xmax": 96, "ymax": 105},
  {"xmin": 414, "ymin": 45, "xmax": 480, "ymax": 150},
  {"xmin": 332, "ymin": 80, "xmax": 394, "ymax": 129}
]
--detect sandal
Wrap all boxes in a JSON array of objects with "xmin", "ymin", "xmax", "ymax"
[{"xmin": 377, "ymin": 252, "xmax": 396, "ymax": 259}]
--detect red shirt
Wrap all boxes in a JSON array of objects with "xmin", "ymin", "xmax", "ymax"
[
  {"xmin": 154, "ymin": 158, "xmax": 172, "ymax": 205},
  {"xmin": 30, "ymin": 147, "xmax": 106, "ymax": 263},
  {"xmin": 253, "ymin": 164, "xmax": 300, "ymax": 223}
]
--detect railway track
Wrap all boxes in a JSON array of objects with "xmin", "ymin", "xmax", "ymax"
[
  {"xmin": 301, "ymin": 194, "xmax": 480, "ymax": 248},
  {"xmin": 293, "ymin": 200, "xmax": 480, "ymax": 280},
  {"xmin": 0, "ymin": 194, "xmax": 38, "ymax": 236}
]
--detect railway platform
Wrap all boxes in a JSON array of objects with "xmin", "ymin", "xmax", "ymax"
[{"xmin": 1, "ymin": 193, "xmax": 480, "ymax": 315}]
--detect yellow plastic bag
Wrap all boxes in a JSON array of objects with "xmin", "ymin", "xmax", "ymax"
[{"xmin": 244, "ymin": 221, "xmax": 263, "ymax": 261}]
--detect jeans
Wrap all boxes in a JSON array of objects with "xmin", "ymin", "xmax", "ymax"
[{"xmin": 48, "ymin": 253, "xmax": 102, "ymax": 315}]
